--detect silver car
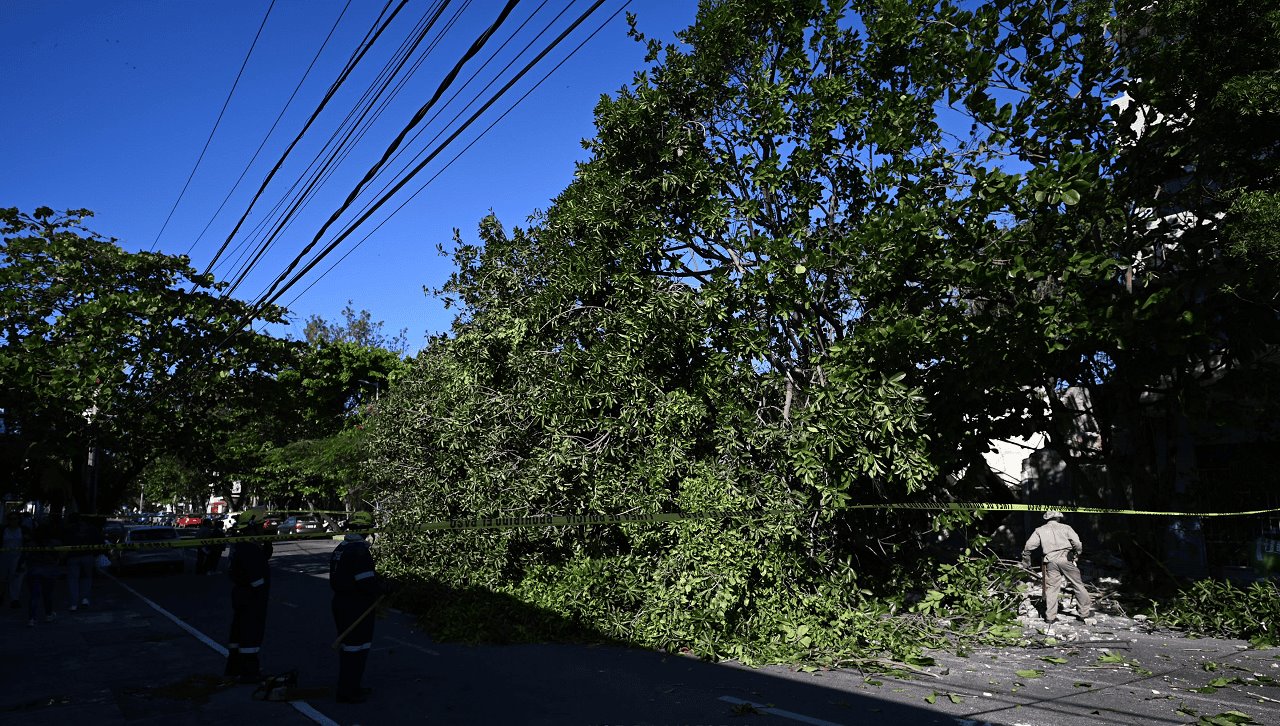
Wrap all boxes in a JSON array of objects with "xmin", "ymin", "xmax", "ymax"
[{"xmin": 110, "ymin": 526, "xmax": 185, "ymax": 574}]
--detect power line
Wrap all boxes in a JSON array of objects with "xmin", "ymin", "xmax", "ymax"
[
  {"xmin": 253, "ymin": 0, "xmax": 523, "ymax": 307},
  {"xmin": 257, "ymin": 0, "xmax": 615, "ymax": 312},
  {"xmin": 221, "ymin": 0, "xmax": 458, "ymax": 296},
  {"xmin": 149, "ymin": 0, "xmax": 277, "ymax": 252},
  {"xmin": 184, "ymin": 0, "xmax": 355, "ymax": 258},
  {"xmin": 283, "ymin": 1, "xmax": 632, "ymax": 314},
  {"xmin": 203, "ymin": 0, "xmax": 411, "ymax": 272},
  {"xmin": 211, "ymin": 0, "xmax": 453, "ymax": 284}
]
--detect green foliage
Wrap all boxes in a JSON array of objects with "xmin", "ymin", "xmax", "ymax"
[
  {"xmin": 302, "ymin": 299, "xmax": 410, "ymax": 355},
  {"xmin": 364, "ymin": 0, "xmax": 1280, "ymax": 668},
  {"xmin": 1149, "ymin": 579, "xmax": 1280, "ymax": 647},
  {"xmin": 0, "ymin": 207, "xmax": 289, "ymax": 510}
]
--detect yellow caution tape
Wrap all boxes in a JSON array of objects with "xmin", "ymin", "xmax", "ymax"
[
  {"xmin": 7, "ymin": 502, "xmax": 1279, "ymax": 553},
  {"xmin": 840, "ymin": 502, "xmax": 1280, "ymax": 517}
]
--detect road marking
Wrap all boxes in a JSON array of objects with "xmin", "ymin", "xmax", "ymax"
[
  {"xmin": 291, "ymin": 700, "xmax": 340, "ymax": 726},
  {"xmin": 106, "ymin": 572, "xmax": 227, "ymax": 656},
  {"xmin": 717, "ymin": 696, "xmax": 844, "ymax": 726},
  {"xmin": 385, "ymin": 635, "xmax": 440, "ymax": 656}
]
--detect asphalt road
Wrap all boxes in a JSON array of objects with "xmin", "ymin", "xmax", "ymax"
[{"xmin": 107, "ymin": 539, "xmax": 1280, "ymax": 726}]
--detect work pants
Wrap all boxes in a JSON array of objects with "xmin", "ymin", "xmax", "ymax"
[
  {"xmin": 1044, "ymin": 554, "xmax": 1092, "ymax": 621},
  {"xmin": 196, "ymin": 546, "xmax": 223, "ymax": 574},
  {"xmin": 226, "ymin": 585, "xmax": 269, "ymax": 680},
  {"xmin": 27, "ymin": 567, "xmax": 56, "ymax": 619},
  {"xmin": 333, "ymin": 595, "xmax": 376, "ymax": 698}
]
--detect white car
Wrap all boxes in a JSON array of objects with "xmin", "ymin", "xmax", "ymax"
[{"xmin": 109, "ymin": 526, "xmax": 185, "ymax": 574}]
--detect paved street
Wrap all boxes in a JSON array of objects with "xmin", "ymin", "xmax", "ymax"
[{"xmin": 3, "ymin": 538, "xmax": 1278, "ymax": 725}]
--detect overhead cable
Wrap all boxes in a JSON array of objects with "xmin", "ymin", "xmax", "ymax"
[
  {"xmin": 221, "ymin": 0, "xmax": 457, "ymax": 296},
  {"xmin": 253, "ymin": 0, "xmax": 522, "ymax": 307},
  {"xmin": 258, "ymin": 0, "xmax": 614, "ymax": 312},
  {"xmin": 204, "ymin": 0, "xmax": 410, "ymax": 272},
  {"xmin": 283, "ymin": 1, "xmax": 632, "ymax": 312},
  {"xmin": 185, "ymin": 0, "xmax": 355, "ymax": 258},
  {"xmin": 149, "ymin": 0, "xmax": 277, "ymax": 252}
]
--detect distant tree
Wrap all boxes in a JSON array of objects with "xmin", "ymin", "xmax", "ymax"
[
  {"xmin": 302, "ymin": 301, "xmax": 410, "ymax": 355},
  {"xmin": 0, "ymin": 207, "xmax": 291, "ymax": 511}
]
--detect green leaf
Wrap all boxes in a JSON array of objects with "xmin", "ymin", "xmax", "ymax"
[{"xmin": 1015, "ymin": 669, "xmax": 1044, "ymax": 679}]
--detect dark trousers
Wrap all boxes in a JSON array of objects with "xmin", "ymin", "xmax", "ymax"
[
  {"xmin": 226, "ymin": 585, "xmax": 269, "ymax": 679},
  {"xmin": 196, "ymin": 546, "xmax": 223, "ymax": 574},
  {"xmin": 27, "ymin": 569, "xmax": 55, "ymax": 619},
  {"xmin": 333, "ymin": 595, "xmax": 376, "ymax": 697}
]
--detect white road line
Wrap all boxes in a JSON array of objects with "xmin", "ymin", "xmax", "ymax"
[
  {"xmin": 106, "ymin": 572, "xmax": 227, "ymax": 656},
  {"xmin": 385, "ymin": 635, "xmax": 440, "ymax": 656},
  {"xmin": 291, "ymin": 700, "xmax": 341, "ymax": 726},
  {"xmin": 106, "ymin": 571, "xmax": 337, "ymax": 726},
  {"xmin": 717, "ymin": 696, "xmax": 845, "ymax": 726}
]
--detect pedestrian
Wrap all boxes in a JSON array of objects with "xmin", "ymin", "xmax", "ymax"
[
  {"xmin": 195, "ymin": 517, "xmax": 225, "ymax": 575},
  {"xmin": 225, "ymin": 508, "xmax": 272, "ymax": 682},
  {"xmin": 62, "ymin": 512, "xmax": 102, "ymax": 611},
  {"xmin": 330, "ymin": 511, "xmax": 387, "ymax": 704},
  {"xmin": 25, "ymin": 522, "xmax": 62, "ymax": 626},
  {"xmin": 2, "ymin": 511, "xmax": 30, "ymax": 608},
  {"xmin": 1022, "ymin": 510, "xmax": 1094, "ymax": 623}
]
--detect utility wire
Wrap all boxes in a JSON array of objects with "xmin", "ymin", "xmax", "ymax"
[
  {"xmin": 222, "ymin": 0, "xmax": 456, "ymax": 296},
  {"xmin": 146, "ymin": 1, "xmax": 407, "ymax": 396},
  {"xmin": 213, "ymin": 0, "xmax": 454, "ymax": 283},
  {"xmin": 204, "ymin": 0, "xmax": 410, "ymax": 272},
  {"xmin": 149, "ymin": 0, "xmax": 276, "ymax": 252},
  {"xmin": 257, "ymin": 0, "xmax": 614, "ymax": 313},
  {"xmin": 324, "ymin": 0, "xmax": 557, "ymax": 223},
  {"xmin": 283, "ymin": 1, "xmax": 631, "ymax": 313},
  {"xmin": 254, "ymin": 0, "xmax": 522, "ymax": 307},
  {"xmin": 185, "ymin": 0, "xmax": 354, "ymax": 258}
]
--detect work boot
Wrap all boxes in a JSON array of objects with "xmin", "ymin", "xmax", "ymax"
[
  {"xmin": 336, "ymin": 687, "xmax": 372, "ymax": 704},
  {"xmin": 336, "ymin": 650, "xmax": 369, "ymax": 702}
]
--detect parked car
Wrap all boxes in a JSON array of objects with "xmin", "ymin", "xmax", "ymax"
[
  {"xmin": 261, "ymin": 513, "xmax": 284, "ymax": 533},
  {"xmin": 103, "ymin": 521, "xmax": 128, "ymax": 544},
  {"xmin": 109, "ymin": 526, "xmax": 185, "ymax": 574},
  {"xmin": 276, "ymin": 515, "xmax": 325, "ymax": 536},
  {"xmin": 174, "ymin": 514, "xmax": 204, "ymax": 528}
]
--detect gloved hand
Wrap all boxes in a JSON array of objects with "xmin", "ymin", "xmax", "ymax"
[{"xmin": 1021, "ymin": 553, "xmax": 1032, "ymax": 568}]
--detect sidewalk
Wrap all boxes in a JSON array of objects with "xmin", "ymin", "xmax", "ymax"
[{"xmin": 0, "ymin": 571, "xmax": 317, "ymax": 725}]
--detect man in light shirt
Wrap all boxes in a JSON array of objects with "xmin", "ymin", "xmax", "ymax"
[{"xmin": 1022, "ymin": 510, "xmax": 1093, "ymax": 623}]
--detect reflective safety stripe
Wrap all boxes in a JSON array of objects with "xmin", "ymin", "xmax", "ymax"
[
  {"xmin": 249, "ymin": 578, "xmax": 265, "ymax": 587},
  {"xmin": 341, "ymin": 642, "xmax": 372, "ymax": 652},
  {"xmin": 353, "ymin": 571, "xmax": 375, "ymax": 581},
  {"xmin": 239, "ymin": 646, "xmax": 261, "ymax": 654}
]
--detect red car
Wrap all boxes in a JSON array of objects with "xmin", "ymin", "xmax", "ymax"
[{"xmin": 174, "ymin": 514, "xmax": 204, "ymax": 528}]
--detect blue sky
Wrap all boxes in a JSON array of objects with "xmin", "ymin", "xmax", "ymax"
[{"xmin": 1, "ymin": 0, "xmax": 699, "ymax": 353}]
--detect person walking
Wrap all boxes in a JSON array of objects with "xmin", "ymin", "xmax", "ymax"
[
  {"xmin": 330, "ymin": 511, "xmax": 387, "ymax": 704},
  {"xmin": 195, "ymin": 517, "xmax": 225, "ymax": 575},
  {"xmin": 225, "ymin": 508, "xmax": 273, "ymax": 682},
  {"xmin": 2, "ymin": 511, "xmax": 30, "ymax": 608},
  {"xmin": 25, "ymin": 522, "xmax": 62, "ymax": 626},
  {"xmin": 62, "ymin": 512, "xmax": 102, "ymax": 611},
  {"xmin": 1022, "ymin": 510, "xmax": 1094, "ymax": 623}
]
